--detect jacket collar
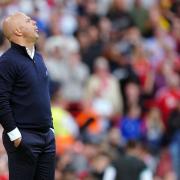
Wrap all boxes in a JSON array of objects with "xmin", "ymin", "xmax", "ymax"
[{"xmin": 11, "ymin": 42, "xmax": 36, "ymax": 59}]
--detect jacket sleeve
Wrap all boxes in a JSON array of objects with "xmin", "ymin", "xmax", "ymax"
[{"xmin": 0, "ymin": 59, "xmax": 17, "ymax": 132}]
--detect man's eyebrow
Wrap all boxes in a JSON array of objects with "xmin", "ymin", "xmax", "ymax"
[{"xmin": 26, "ymin": 17, "xmax": 31, "ymax": 22}]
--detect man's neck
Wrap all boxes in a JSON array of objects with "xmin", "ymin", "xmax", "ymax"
[{"xmin": 11, "ymin": 38, "xmax": 35, "ymax": 51}]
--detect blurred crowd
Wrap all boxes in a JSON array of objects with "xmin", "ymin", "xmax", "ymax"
[{"xmin": 0, "ymin": 0, "xmax": 180, "ymax": 179}]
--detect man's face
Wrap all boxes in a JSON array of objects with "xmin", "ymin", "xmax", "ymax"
[{"xmin": 17, "ymin": 13, "xmax": 39, "ymax": 42}]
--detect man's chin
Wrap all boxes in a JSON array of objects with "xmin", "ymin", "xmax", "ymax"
[{"xmin": 34, "ymin": 34, "xmax": 39, "ymax": 42}]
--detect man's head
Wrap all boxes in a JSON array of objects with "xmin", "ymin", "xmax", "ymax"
[{"xmin": 2, "ymin": 12, "xmax": 39, "ymax": 46}]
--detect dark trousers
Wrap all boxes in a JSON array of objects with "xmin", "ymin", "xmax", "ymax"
[{"xmin": 2, "ymin": 128, "xmax": 56, "ymax": 180}]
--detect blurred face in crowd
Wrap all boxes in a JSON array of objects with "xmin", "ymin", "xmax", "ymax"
[
  {"xmin": 95, "ymin": 65, "xmax": 109, "ymax": 77},
  {"xmin": 2, "ymin": 12, "xmax": 39, "ymax": 44},
  {"xmin": 77, "ymin": 31, "xmax": 90, "ymax": 49},
  {"xmin": 134, "ymin": 0, "xmax": 142, "ymax": 7},
  {"xmin": 94, "ymin": 57, "xmax": 110, "ymax": 78},
  {"xmin": 165, "ymin": 72, "xmax": 179, "ymax": 88},
  {"xmin": 83, "ymin": 143, "xmax": 98, "ymax": 160},
  {"xmin": 148, "ymin": 107, "xmax": 162, "ymax": 121},
  {"xmin": 78, "ymin": 16, "xmax": 90, "ymax": 30},
  {"xmin": 88, "ymin": 26, "xmax": 99, "ymax": 43},
  {"xmin": 125, "ymin": 82, "xmax": 140, "ymax": 104},
  {"xmin": 113, "ymin": 0, "xmax": 126, "ymax": 10},
  {"xmin": 85, "ymin": 0, "xmax": 97, "ymax": 15},
  {"xmin": 108, "ymin": 128, "xmax": 121, "ymax": 146},
  {"xmin": 91, "ymin": 153, "xmax": 110, "ymax": 173},
  {"xmin": 98, "ymin": 17, "xmax": 112, "ymax": 36},
  {"xmin": 126, "ymin": 27, "xmax": 141, "ymax": 44}
]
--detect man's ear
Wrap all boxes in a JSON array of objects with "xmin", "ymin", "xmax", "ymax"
[{"xmin": 14, "ymin": 27, "xmax": 23, "ymax": 36}]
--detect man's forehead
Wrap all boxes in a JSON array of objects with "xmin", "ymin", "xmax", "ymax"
[{"xmin": 11, "ymin": 12, "xmax": 28, "ymax": 20}]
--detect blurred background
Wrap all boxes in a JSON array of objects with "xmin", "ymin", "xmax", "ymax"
[{"xmin": 0, "ymin": 0, "xmax": 180, "ymax": 179}]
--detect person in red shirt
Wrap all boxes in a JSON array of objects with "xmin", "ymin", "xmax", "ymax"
[{"xmin": 156, "ymin": 72, "xmax": 180, "ymax": 127}]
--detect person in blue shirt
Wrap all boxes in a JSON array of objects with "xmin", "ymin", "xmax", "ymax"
[
  {"xmin": 120, "ymin": 105, "xmax": 144, "ymax": 143},
  {"xmin": 0, "ymin": 12, "xmax": 55, "ymax": 180}
]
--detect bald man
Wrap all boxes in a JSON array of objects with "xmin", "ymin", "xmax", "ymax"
[{"xmin": 0, "ymin": 12, "xmax": 55, "ymax": 180}]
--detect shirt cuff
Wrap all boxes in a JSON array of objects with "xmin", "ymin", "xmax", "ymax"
[{"xmin": 7, "ymin": 127, "xmax": 22, "ymax": 141}]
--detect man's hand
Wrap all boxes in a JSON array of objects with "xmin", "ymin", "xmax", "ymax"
[{"xmin": 14, "ymin": 137, "xmax": 22, "ymax": 148}]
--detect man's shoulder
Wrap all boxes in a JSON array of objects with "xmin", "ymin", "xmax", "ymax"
[
  {"xmin": 0, "ymin": 49, "xmax": 19, "ymax": 69},
  {"xmin": 0, "ymin": 52, "xmax": 8, "ymax": 63},
  {"xmin": 0, "ymin": 48, "xmax": 13, "ymax": 62}
]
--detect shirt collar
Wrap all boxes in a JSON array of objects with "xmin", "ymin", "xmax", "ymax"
[
  {"xmin": 11, "ymin": 42, "xmax": 35, "ymax": 59},
  {"xmin": 25, "ymin": 47, "xmax": 35, "ymax": 59}
]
